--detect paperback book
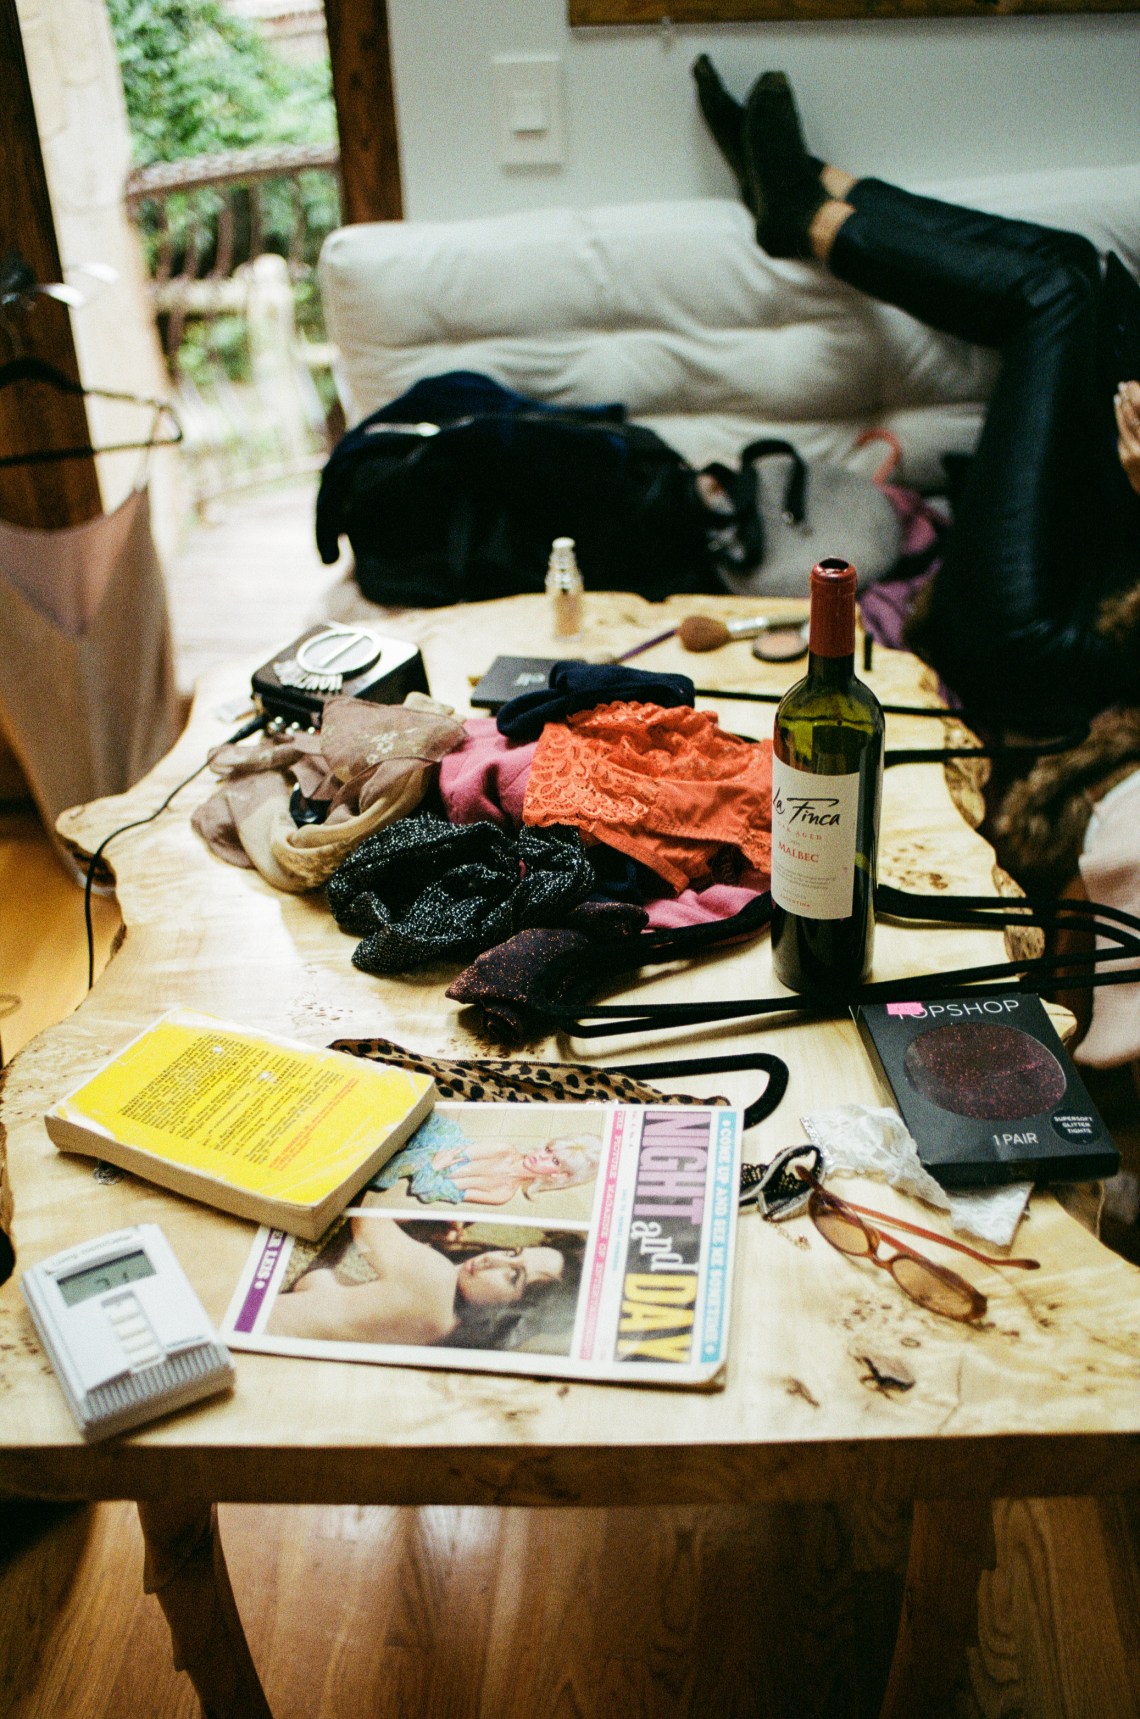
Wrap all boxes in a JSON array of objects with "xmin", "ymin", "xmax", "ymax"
[
  {"xmin": 221, "ymin": 1100, "xmax": 742, "ymax": 1389},
  {"xmin": 45, "ymin": 1011, "xmax": 436, "ymax": 1239}
]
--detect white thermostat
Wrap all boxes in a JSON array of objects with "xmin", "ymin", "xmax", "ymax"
[{"xmin": 21, "ymin": 1224, "xmax": 235, "ymax": 1442}]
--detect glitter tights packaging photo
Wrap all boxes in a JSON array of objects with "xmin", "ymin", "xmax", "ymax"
[{"xmin": 855, "ymin": 994, "xmax": 1120, "ymax": 1189}]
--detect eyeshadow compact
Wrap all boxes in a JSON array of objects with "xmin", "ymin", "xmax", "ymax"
[
  {"xmin": 855, "ymin": 993, "xmax": 1120, "ymax": 1189},
  {"xmin": 469, "ymin": 656, "xmax": 561, "ymax": 712}
]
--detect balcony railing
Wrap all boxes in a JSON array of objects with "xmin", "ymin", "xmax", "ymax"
[{"xmin": 126, "ymin": 141, "xmax": 343, "ymax": 507}]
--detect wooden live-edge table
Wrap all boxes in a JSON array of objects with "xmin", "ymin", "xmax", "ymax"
[{"xmin": 1, "ymin": 593, "xmax": 1138, "ymax": 1719}]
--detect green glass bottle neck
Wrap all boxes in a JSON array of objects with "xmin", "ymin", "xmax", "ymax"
[{"xmin": 805, "ymin": 650, "xmax": 855, "ymax": 690}]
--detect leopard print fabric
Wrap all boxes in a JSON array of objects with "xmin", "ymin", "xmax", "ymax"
[{"xmin": 328, "ymin": 1035, "xmax": 728, "ymax": 1110}]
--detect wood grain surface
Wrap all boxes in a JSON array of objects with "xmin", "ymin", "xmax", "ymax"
[{"xmin": 1, "ymin": 592, "xmax": 1137, "ymax": 1509}]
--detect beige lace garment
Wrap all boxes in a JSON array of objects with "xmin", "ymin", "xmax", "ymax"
[{"xmin": 192, "ymin": 692, "xmax": 466, "ymax": 892}]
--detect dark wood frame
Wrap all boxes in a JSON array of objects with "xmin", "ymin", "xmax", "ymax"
[
  {"xmin": 571, "ymin": 0, "xmax": 1139, "ymax": 20},
  {"xmin": 0, "ymin": 0, "xmax": 404, "ymax": 529},
  {"xmin": 323, "ymin": 0, "xmax": 403, "ymax": 225},
  {"xmin": 0, "ymin": 0, "xmax": 99, "ymax": 529}
]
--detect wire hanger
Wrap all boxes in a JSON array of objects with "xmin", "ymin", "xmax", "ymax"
[{"xmin": 0, "ymin": 353, "xmax": 182, "ymax": 470}]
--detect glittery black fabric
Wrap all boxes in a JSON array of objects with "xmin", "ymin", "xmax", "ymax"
[
  {"xmin": 326, "ymin": 812, "xmax": 598, "ymax": 974},
  {"xmin": 446, "ymin": 898, "xmax": 649, "ymax": 1042}
]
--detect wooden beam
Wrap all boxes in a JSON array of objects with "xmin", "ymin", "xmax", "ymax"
[
  {"xmin": 570, "ymin": 0, "xmax": 1140, "ymax": 19},
  {"xmin": 324, "ymin": 0, "xmax": 403, "ymax": 226},
  {"xmin": 0, "ymin": 0, "xmax": 100, "ymax": 528}
]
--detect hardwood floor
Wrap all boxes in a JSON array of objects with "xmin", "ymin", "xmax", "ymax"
[
  {"xmin": 3, "ymin": 1496, "xmax": 1140, "ymax": 1717},
  {"xmin": 162, "ymin": 480, "xmax": 349, "ymax": 697},
  {"xmin": 1, "ymin": 482, "xmax": 1138, "ymax": 1718},
  {"xmin": 0, "ymin": 805, "xmax": 120, "ymax": 1065}
]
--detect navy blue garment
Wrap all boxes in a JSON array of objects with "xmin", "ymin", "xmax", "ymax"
[
  {"xmin": 495, "ymin": 659, "xmax": 696, "ymax": 743},
  {"xmin": 315, "ymin": 371, "xmax": 625, "ymax": 564},
  {"xmin": 314, "ymin": 370, "xmax": 722, "ymax": 607}
]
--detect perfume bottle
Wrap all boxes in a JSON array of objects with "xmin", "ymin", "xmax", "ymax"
[{"xmin": 545, "ymin": 536, "xmax": 584, "ymax": 637}]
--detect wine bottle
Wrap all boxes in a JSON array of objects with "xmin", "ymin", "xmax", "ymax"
[{"xmin": 770, "ymin": 558, "xmax": 884, "ymax": 995}]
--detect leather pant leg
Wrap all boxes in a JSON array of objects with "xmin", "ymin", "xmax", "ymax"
[{"xmin": 830, "ymin": 178, "xmax": 1132, "ymax": 733}]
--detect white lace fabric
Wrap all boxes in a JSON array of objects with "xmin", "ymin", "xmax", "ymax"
[{"xmin": 801, "ymin": 1103, "xmax": 1033, "ymax": 1247}]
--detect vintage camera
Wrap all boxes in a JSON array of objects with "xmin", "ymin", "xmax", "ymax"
[{"xmin": 251, "ymin": 622, "xmax": 430, "ymax": 728}]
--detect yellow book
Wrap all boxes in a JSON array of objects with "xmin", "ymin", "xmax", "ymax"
[{"xmin": 45, "ymin": 1011, "xmax": 436, "ymax": 1240}]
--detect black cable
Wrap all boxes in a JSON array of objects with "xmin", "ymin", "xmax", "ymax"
[
  {"xmin": 692, "ymin": 683, "xmax": 1091, "ymax": 756},
  {"xmin": 692, "ymin": 685, "xmax": 965, "ymax": 718},
  {"xmin": 84, "ymin": 714, "xmax": 265, "ymax": 989},
  {"xmin": 527, "ymin": 885, "xmax": 1140, "ymax": 1041}
]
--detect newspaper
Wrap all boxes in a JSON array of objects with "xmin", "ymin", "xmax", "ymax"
[{"xmin": 221, "ymin": 1100, "xmax": 742, "ymax": 1388}]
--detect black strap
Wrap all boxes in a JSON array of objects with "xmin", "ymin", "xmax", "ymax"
[
  {"xmin": 609, "ymin": 1052, "xmax": 789, "ymax": 1130},
  {"xmin": 737, "ymin": 437, "xmax": 808, "ymax": 525},
  {"xmin": 689, "ymin": 682, "xmax": 1092, "ymax": 765},
  {"xmin": 528, "ymin": 885, "xmax": 1140, "ymax": 1042},
  {"xmin": 700, "ymin": 439, "xmax": 808, "ymax": 574},
  {"xmin": 883, "ymin": 728, "xmax": 1091, "ymax": 767},
  {"xmin": 699, "ymin": 460, "xmax": 765, "ymax": 569}
]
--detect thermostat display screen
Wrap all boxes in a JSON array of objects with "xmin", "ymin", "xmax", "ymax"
[{"xmin": 58, "ymin": 1249, "xmax": 155, "ymax": 1307}]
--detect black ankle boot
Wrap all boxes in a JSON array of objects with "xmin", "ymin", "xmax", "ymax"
[
  {"xmin": 742, "ymin": 71, "xmax": 827, "ymax": 258},
  {"xmin": 692, "ymin": 55, "xmax": 749, "ymax": 204}
]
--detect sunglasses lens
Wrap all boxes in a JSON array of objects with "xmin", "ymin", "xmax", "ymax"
[
  {"xmin": 892, "ymin": 1255, "xmax": 985, "ymax": 1321},
  {"xmin": 813, "ymin": 1206, "xmax": 873, "ymax": 1257}
]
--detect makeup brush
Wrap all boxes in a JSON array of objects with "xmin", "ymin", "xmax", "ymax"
[
  {"xmin": 678, "ymin": 613, "xmax": 808, "ymax": 652},
  {"xmin": 614, "ymin": 624, "xmax": 679, "ymax": 662}
]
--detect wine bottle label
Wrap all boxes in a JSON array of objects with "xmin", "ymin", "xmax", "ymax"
[{"xmin": 770, "ymin": 759, "xmax": 860, "ymax": 919}]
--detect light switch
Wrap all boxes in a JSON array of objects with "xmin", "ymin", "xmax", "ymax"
[
  {"xmin": 510, "ymin": 91, "xmax": 549, "ymax": 136},
  {"xmin": 491, "ymin": 55, "xmax": 565, "ymax": 168}
]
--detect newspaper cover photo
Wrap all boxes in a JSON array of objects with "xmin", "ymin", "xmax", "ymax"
[{"xmin": 221, "ymin": 1100, "xmax": 742, "ymax": 1388}]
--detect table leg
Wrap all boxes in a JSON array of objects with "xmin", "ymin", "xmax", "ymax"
[
  {"xmin": 138, "ymin": 1498, "xmax": 272, "ymax": 1719},
  {"xmin": 878, "ymin": 1497, "xmax": 996, "ymax": 1719}
]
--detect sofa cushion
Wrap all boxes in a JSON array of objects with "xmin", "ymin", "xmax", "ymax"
[{"xmin": 319, "ymin": 166, "xmax": 1140, "ymax": 491}]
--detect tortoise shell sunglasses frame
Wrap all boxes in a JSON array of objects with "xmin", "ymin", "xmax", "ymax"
[{"xmin": 800, "ymin": 1172, "xmax": 1040, "ymax": 1324}]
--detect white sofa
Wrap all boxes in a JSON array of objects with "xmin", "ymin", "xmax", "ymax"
[{"xmin": 319, "ymin": 164, "xmax": 1140, "ymax": 493}]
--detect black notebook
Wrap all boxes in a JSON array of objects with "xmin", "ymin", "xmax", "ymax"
[{"xmin": 854, "ymin": 992, "xmax": 1119, "ymax": 1189}]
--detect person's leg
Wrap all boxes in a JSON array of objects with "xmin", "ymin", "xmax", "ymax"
[
  {"xmin": 822, "ymin": 179, "xmax": 1126, "ymax": 729},
  {"xmin": 738, "ymin": 73, "xmax": 1126, "ymax": 729},
  {"xmin": 827, "ymin": 176, "xmax": 1102, "ymax": 351},
  {"xmin": 693, "ymin": 57, "xmax": 825, "ymax": 232},
  {"xmin": 692, "ymin": 55, "xmax": 750, "ymax": 207}
]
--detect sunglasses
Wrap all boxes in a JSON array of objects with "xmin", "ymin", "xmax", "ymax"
[{"xmin": 800, "ymin": 1172, "xmax": 1040, "ymax": 1323}]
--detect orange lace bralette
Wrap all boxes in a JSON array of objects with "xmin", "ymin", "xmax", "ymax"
[{"xmin": 522, "ymin": 701, "xmax": 772, "ymax": 891}]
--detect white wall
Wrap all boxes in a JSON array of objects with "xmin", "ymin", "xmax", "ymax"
[{"xmin": 388, "ymin": 3, "xmax": 1140, "ymax": 221}]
